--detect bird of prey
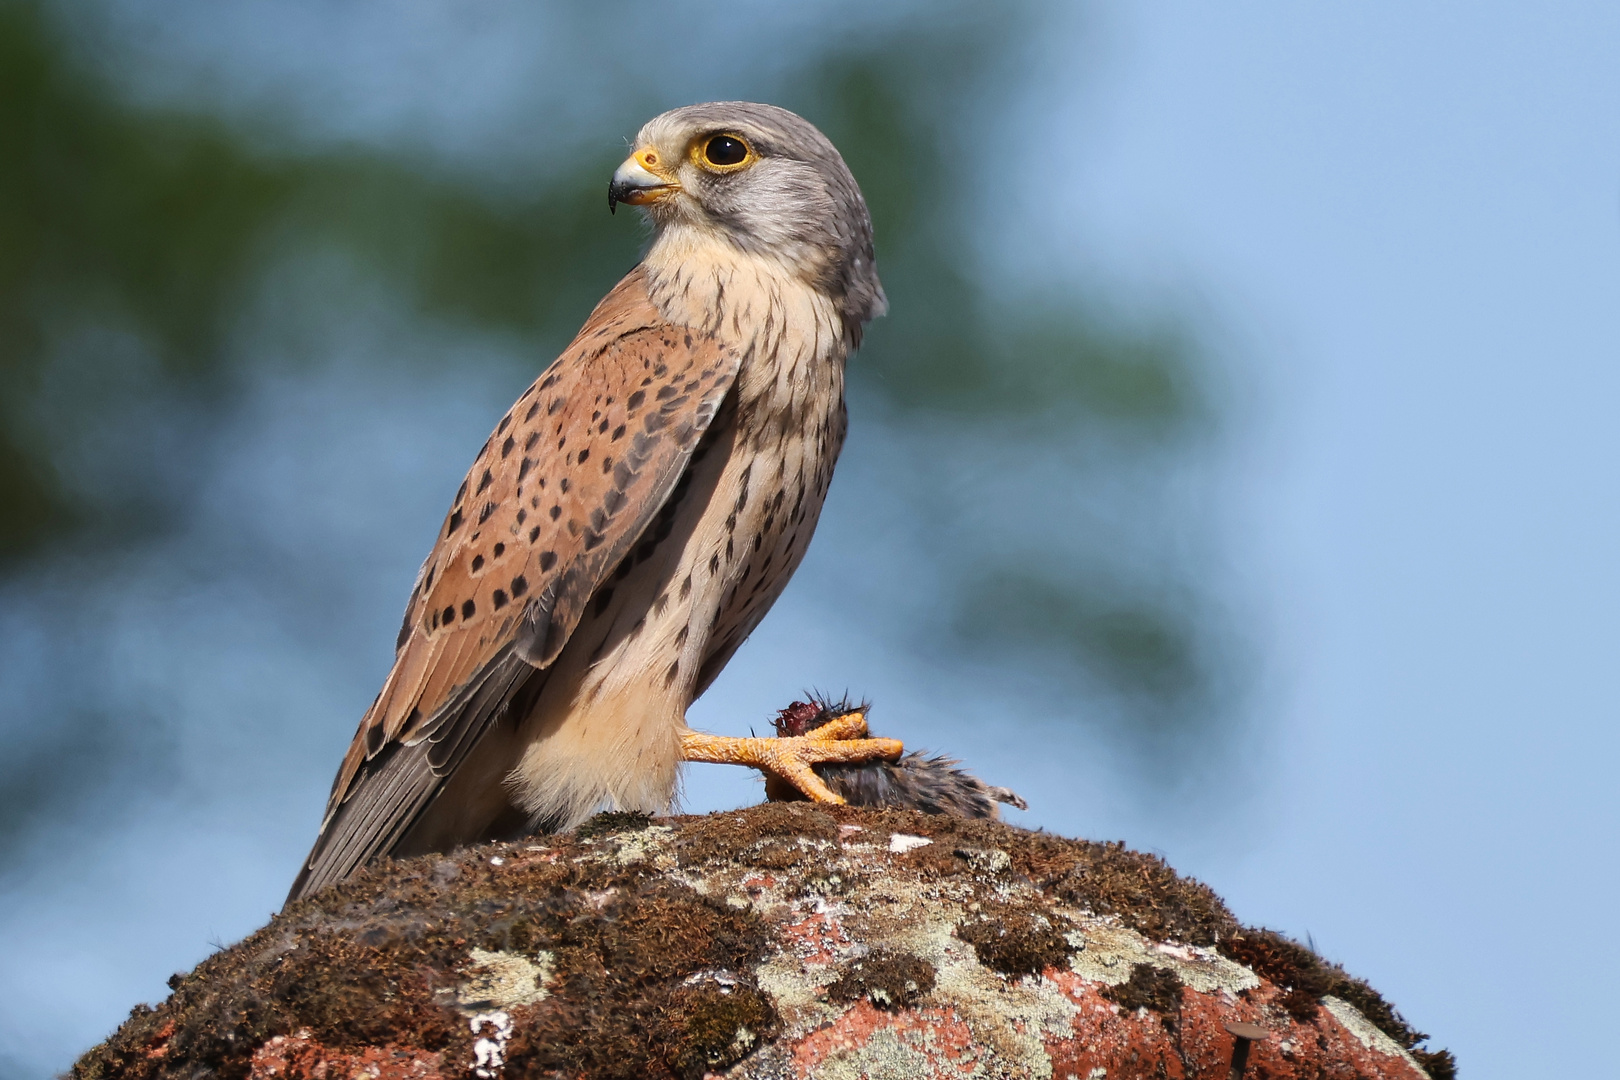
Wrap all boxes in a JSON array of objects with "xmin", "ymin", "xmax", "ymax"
[{"xmin": 288, "ymin": 102, "xmax": 899, "ymax": 902}]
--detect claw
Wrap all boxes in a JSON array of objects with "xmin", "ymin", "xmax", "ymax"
[
  {"xmin": 803, "ymin": 709, "xmax": 869, "ymax": 741},
  {"xmin": 680, "ymin": 727, "xmax": 903, "ymax": 804}
]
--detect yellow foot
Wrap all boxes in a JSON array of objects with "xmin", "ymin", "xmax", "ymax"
[
  {"xmin": 681, "ymin": 718, "xmax": 903, "ymax": 805},
  {"xmin": 801, "ymin": 709, "xmax": 871, "ymax": 741}
]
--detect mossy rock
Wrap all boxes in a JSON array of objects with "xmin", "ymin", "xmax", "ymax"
[{"xmin": 73, "ymin": 804, "xmax": 1454, "ymax": 1080}]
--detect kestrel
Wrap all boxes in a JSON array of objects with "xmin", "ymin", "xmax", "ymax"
[{"xmin": 288, "ymin": 103, "xmax": 900, "ymax": 902}]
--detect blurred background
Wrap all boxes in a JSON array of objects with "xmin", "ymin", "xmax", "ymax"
[{"xmin": 1, "ymin": 0, "xmax": 1615, "ymax": 1075}]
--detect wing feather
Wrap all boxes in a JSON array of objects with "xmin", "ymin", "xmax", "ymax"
[{"xmin": 287, "ymin": 267, "xmax": 740, "ymax": 902}]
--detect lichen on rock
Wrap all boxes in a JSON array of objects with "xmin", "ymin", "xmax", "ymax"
[{"xmin": 72, "ymin": 804, "xmax": 1455, "ymax": 1080}]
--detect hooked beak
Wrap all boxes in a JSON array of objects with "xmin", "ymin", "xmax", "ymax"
[{"xmin": 608, "ymin": 148, "xmax": 679, "ymax": 214}]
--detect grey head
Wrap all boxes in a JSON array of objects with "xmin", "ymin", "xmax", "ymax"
[{"xmin": 609, "ymin": 101, "xmax": 886, "ymax": 328}]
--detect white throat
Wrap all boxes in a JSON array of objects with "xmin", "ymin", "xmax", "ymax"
[{"xmin": 640, "ymin": 225, "xmax": 847, "ymax": 367}]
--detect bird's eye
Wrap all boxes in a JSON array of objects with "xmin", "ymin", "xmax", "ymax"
[{"xmin": 703, "ymin": 135, "xmax": 750, "ymax": 168}]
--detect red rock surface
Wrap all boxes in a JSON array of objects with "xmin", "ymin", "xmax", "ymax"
[{"xmin": 250, "ymin": 1033, "xmax": 446, "ymax": 1079}]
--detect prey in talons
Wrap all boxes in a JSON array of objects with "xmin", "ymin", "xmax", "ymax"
[
  {"xmin": 765, "ymin": 696, "xmax": 1028, "ymax": 819},
  {"xmin": 680, "ymin": 708, "xmax": 903, "ymax": 805}
]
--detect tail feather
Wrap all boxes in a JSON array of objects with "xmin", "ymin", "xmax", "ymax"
[{"xmin": 286, "ymin": 653, "xmax": 543, "ymax": 905}]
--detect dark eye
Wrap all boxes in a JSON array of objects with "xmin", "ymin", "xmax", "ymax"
[{"xmin": 703, "ymin": 135, "xmax": 749, "ymax": 167}]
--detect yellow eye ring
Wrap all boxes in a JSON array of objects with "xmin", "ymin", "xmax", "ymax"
[{"xmin": 695, "ymin": 133, "xmax": 753, "ymax": 172}]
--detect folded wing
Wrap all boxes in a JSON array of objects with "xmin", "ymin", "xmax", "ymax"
[{"xmin": 288, "ymin": 267, "xmax": 740, "ymax": 901}]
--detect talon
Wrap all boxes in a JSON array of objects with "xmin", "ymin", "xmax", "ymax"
[
  {"xmin": 806, "ymin": 709, "xmax": 868, "ymax": 741},
  {"xmin": 680, "ymin": 728, "xmax": 903, "ymax": 804}
]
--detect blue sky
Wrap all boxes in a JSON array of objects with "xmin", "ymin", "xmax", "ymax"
[{"xmin": 1051, "ymin": 3, "xmax": 1620, "ymax": 1074}]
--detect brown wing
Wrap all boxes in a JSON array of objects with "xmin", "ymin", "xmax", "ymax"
[{"xmin": 288, "ymin": 266, "xmax": 740, "ymax": 900}]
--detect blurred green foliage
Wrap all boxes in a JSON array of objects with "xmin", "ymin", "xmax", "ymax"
[{"xmin": 0, "ymin": 0, "xmax": 1223, "ymax": 727}]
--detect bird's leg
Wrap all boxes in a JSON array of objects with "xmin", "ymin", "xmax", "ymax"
[{"xmin": 680, "ymin": 713, "xmax": 902, "ymax": 805}]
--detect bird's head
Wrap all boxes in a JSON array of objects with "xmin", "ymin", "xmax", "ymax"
[{"xmin": 610, "ymin": 101, "xmax": 886, "ymax": 325}]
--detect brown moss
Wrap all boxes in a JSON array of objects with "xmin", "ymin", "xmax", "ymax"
[
  {"xmin": 1219, "ymin": 928, "xmax": 1454, "ymax": 1069},
  {"xmin": 489, "ymin": 872, "xmax": 777, "ymax": 1078},
  {"xmin": 955, "ymin": 900, "xmax": 1076, "ymax": 977},
  {"xmin": 895, "ymin": 840, "xmax": 975, "ymax": 878},
  {"xmin": 74, "ymin": 827, "xmax": 781, "ymax": 1080},
  {"xmin": 574, "ymin": 808, "xmax": 654, "ymax": 839},
  {"xmin": 1413, "ymin": 1047, "xmax": 1459, "ymax": 1080},
  {"xmin": 72, "ymin": 864, "xmax": 481, "ymax": 1080},
  {"xmin": 1221, "ymin": 929, "xmax": 1329, "ymax": 1019},
  {"xmin": 662, "ymin": 977, "xmax": 779, "ymax": 1080},
  {"xmin": 261, "ymin": 931, "xmax": 466, "ymax": 1047},
  {"xmin": 672, "ymin": 801, "xmax": 839, "ymax": 866},
  {"xmin": 825, "ymin": 949, "xmax": 937, "ymax": 1010},
  {"xmin": 747, "ymin": 837, "xmax": 826, "ymax": 871},
  {"xmin": 794, "ymin": 863, "xmax": 866, "ymax": 898},
  {"xmin": 1102, "ymin": 962, "xmax": 1184, "ymax": 1015},
  {"xmin": 70, "ymin": 1005, "xmax": 168, "ymax": 1080},
  {"xmin": 1042, "ymin": 840, "xmax": 1236, "ymax": 947}
]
